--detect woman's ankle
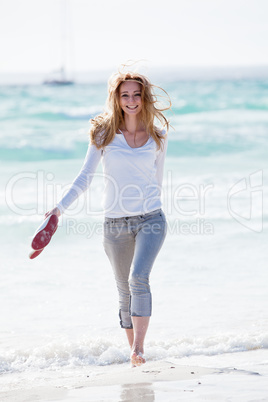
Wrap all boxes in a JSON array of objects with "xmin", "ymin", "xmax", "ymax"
[{"xmin": 131, "ymin": 345, "xmax": 144, "ymax": 355}]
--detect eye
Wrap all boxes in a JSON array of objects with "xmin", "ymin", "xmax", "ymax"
[
  {"xmin": 121, "ymin": 94, "xmax": 129, "ymax": 98},
  {"xmin": 134, "ymin": 93, "xmax": 141, "ymax": 97}
]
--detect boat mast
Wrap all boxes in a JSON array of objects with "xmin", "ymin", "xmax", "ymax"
[
  {"xmin": 60, "ymin": 0, "xmax": 68, "ymax": 81},
  {"xmin": 43, "ymin": 0, "xmax": 74, "ymax": 85}
]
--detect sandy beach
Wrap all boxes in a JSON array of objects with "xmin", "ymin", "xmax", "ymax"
[
  {"xmin": 1, "ymin": 352, "xmax": 267, "ymax": 402},
  {"xmin": 0, "ymin": 361, "xmax": 218, "ymax": 402}
]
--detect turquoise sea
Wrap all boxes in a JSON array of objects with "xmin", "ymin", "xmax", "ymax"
[{"xmin": 0, "ymin": 72, "xmax": 268, "ymax": 399}]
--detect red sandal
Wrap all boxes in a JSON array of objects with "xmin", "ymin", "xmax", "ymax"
[
  {"xmin": 31, "ymin": 214, "xmax": 58, "ymax": 251},
  {"xmin": 29, "ymin": 248, "xmax": 44, "ymax": 260}
]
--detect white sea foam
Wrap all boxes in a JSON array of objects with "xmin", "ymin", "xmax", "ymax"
[{"xmin": 0, "ymin": 333, "xmax": 267, "ymax": 374}]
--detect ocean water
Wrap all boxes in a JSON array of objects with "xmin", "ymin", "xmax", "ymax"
[{"xmin": 0, "ymin": 76, "xmax": 268, "ymax": 398}]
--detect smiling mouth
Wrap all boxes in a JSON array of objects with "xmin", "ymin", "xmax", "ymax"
[{"xmin": 126, "ymin": 106, "xmax": 138, "ymax": 110}]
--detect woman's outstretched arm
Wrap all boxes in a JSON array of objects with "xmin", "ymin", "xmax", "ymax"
[{"xmin": 45, "ymin": 143, "xmax": 102, "ymax": 218}]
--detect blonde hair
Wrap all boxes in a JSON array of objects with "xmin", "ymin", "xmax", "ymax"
[{"xmin": 89, "ymin": 71, "xmax": 171, "ymax": 150}]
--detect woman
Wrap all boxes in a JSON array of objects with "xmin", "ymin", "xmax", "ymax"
[{"xmin": 45, "ymin": 70, "xmax": 171, "ymax": 367}]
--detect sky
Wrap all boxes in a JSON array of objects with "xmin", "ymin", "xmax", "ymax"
[{"xmin": 0, "ymin": 0, "xmax": 268, "ymax": 75}]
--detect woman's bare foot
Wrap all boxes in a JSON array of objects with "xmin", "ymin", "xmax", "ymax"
[{"xmin": 131, "ymin": 351, "xmax": 146, "ymax": 367}]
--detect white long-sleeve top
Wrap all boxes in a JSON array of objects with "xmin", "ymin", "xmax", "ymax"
[{"xmin": 56, "ymin": 130, "xmax": 168, "ymax": 218}]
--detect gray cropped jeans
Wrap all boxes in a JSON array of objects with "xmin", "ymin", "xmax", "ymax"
[{"xmin": 103, "ymin": 209, "xmax": 167, "ymax": 329}]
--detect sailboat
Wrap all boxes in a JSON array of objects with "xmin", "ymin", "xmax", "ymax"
[
  {"xmin": 43, "ymin": 0, "xmax": 74, "ymax": 86},
  {"xmin": 43, "ymin": 67, "xmax": 74, "ymax": 86}
]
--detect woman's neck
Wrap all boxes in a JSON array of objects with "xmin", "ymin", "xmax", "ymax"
[{"xmin": 122, "ymin": 114, "xmax": 144, "ymax": 135}]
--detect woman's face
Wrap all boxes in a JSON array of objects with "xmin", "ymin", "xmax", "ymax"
[{"xmin": 119, "ymin": 81, "xmax": 142, "ymax": 116}]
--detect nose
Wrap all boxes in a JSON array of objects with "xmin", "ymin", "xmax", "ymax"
[{"xmin": 128, "ymin": 95, "xmax": 135, "ymax": 103}]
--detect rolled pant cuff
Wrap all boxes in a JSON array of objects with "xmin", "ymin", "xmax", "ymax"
[
  {"xmin": 130, "ymin": 293, "xmax": 152, "ymax": 317},
  {"xmin": 119, "ymin": 309, "xmax": 133, "ymax": 329}
]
